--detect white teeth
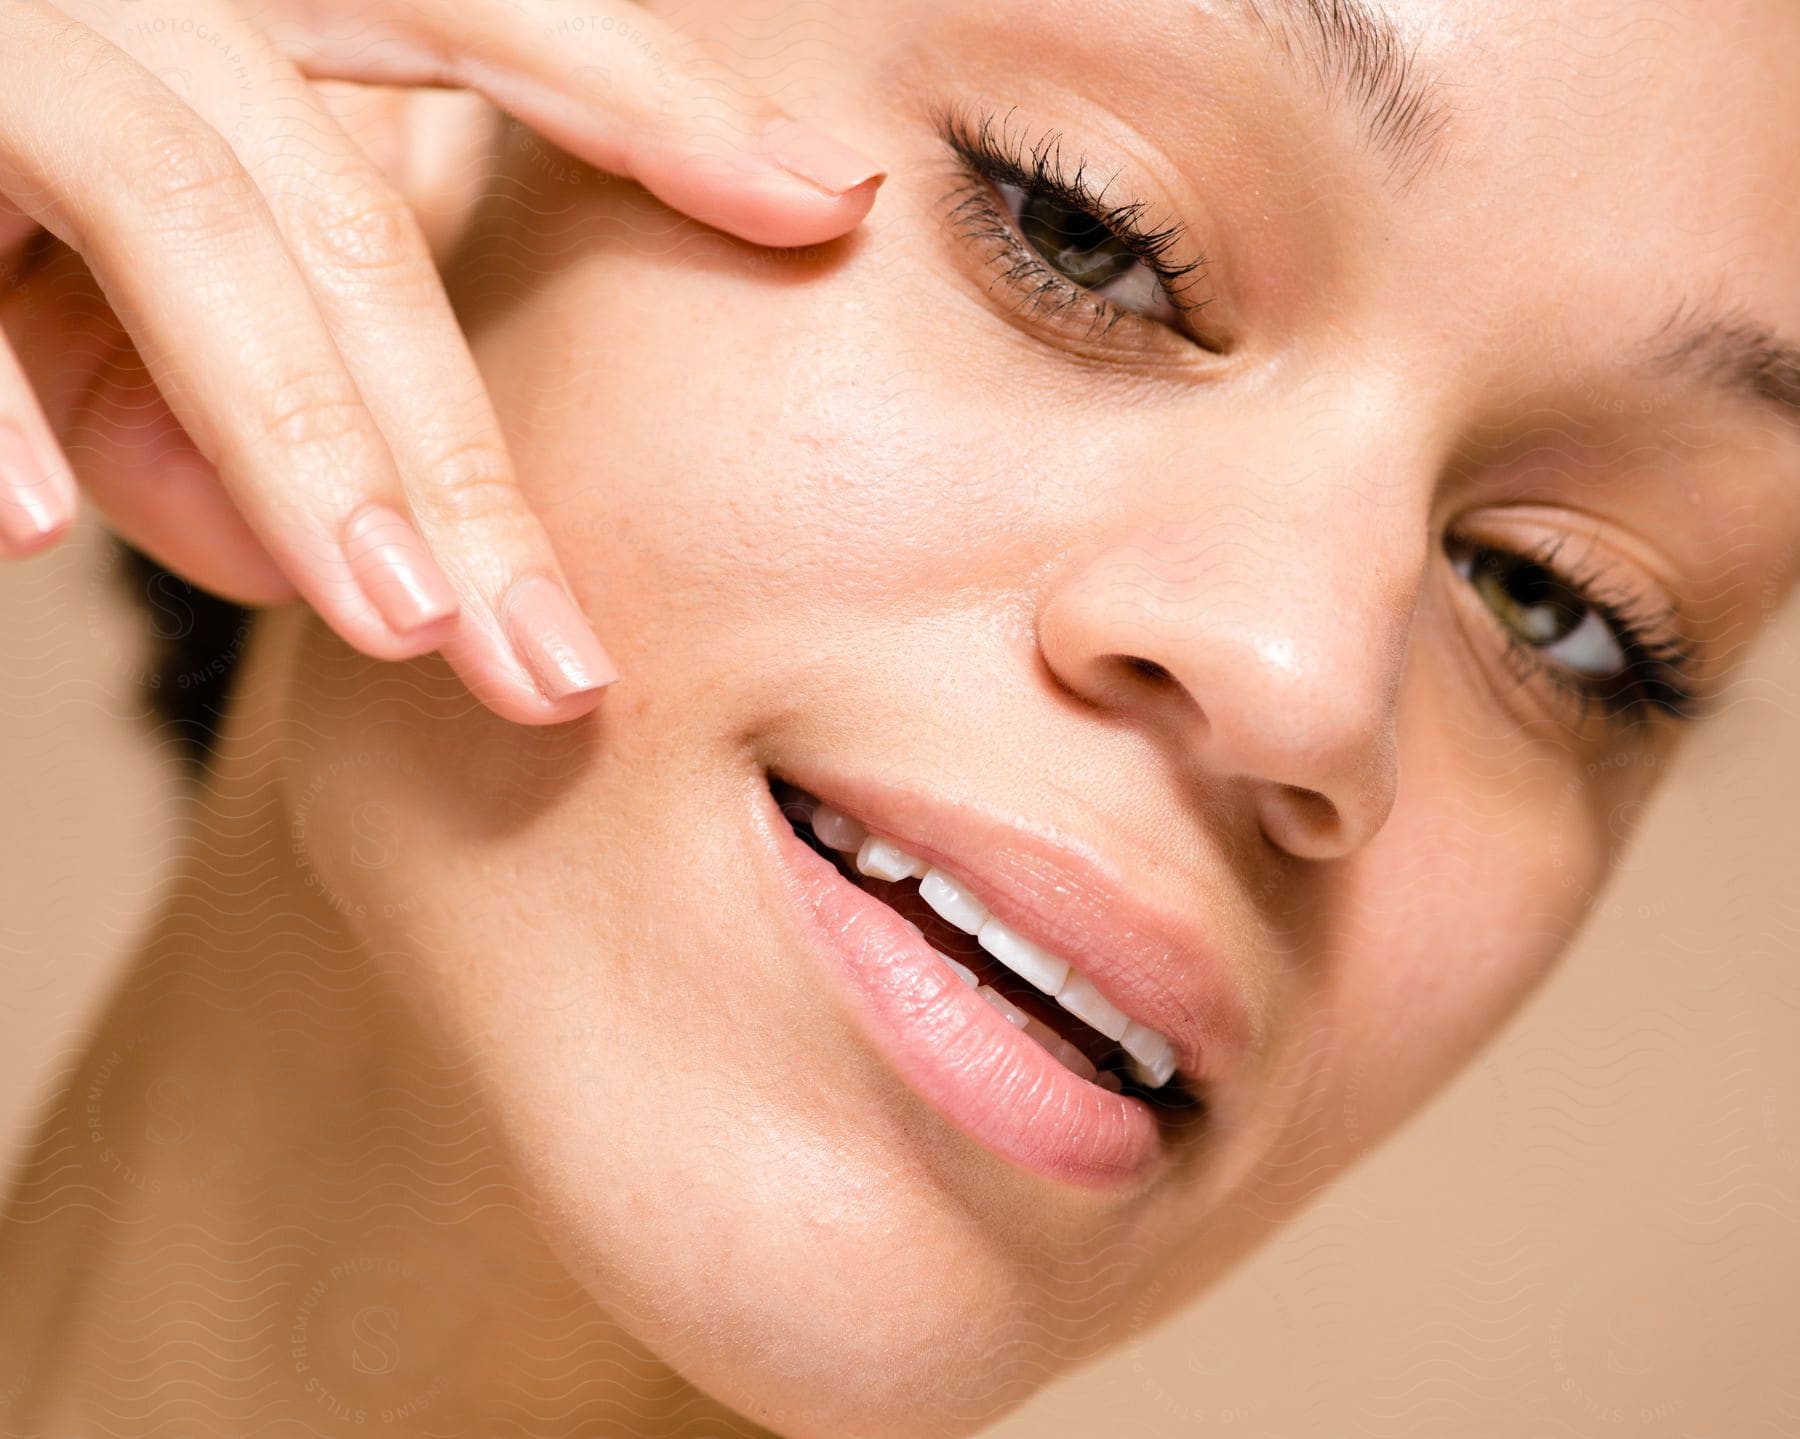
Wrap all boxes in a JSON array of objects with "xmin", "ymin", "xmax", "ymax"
[
  {"xmin": 1122, "ymin": 1029, "xmax": 1177, "ymax": 1088},
  {"xmin": 978, "ymin": 985, "xmax": 1028, "ymax": 1029},
  {"xmin": 1126, "ymin": 1055, "xmax": 1176, "ymax": 1090},
  {"xmin": 1022, "ymin": 1016, "xmax": 1098, "ymax": 1083},
  {"xmin": 976, "ymin": 917, "xmax": 1069, "ymax": 996},
  {"xmin": 809, "ymin": 805, "xmax": 1181, "ymax": 1091},
  {"xmin": 811, "ymin": 804, "xmax": 866, "ymax": 853},
  {"xmin": 1121, "ymin": 1020, "xmax": 1176, "ymax": 1086},
  {"xmin": 918, "ymin": 868, "xmax": 988, "ymax": 935},
  {"xmin": 1054, "ymin": 972, "xmax": 1129, "ymax": 1042},
  {"xmin": 1125, "ymin": 1045, "xmax": 1177, "ymax": 1090},
  {"xmin": 939, "ymin": 952, "xmax": 979, "ymax": 988},
  {"xmin": 857, "ymin": 836, "xmax": 927, "ymax": 882}
]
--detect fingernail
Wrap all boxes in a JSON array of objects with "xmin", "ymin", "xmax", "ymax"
[
  {"xmin": 0, "ymin": 422, "xmax": 77, "ymax": 554},
  {"xmin": 502, "ymin": 575, "xmax": 620, "ymax": 700},
  {"xmin": 762, "ymin": 117, "xmax": 886, "ymax": 197},
  {"xmin": 343, "ymin": 503, "xmax": 461, "ymax": 636}
]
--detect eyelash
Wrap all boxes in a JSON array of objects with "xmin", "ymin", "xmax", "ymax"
[
  {"xmin": 934, "ymin": 104, "xmax": 1700, "ymax": 736},
  {"xmin": 935, "ymin": 105, "xmax": 1217, "ymax": 346},
  {"xmin": 1448, "ymin": 532, "xmax": 1701, "ymax": 730}
]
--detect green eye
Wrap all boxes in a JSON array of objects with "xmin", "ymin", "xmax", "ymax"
[{"xmin": 1458, "ymin": 545, "xmax": 1626, "ymax": 678}]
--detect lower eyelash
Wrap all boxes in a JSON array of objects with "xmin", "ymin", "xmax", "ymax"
[
  {"xmin": 1462, "ymin": 536, "xmax": 1702, "ymax": 729},
  {"xmin": 934, "ymin": 104, "xmax": 1216, "ymax": 343},
  {"xmin": 944, "ymin": 178, "xmax": 1132, "ymax": 340}
]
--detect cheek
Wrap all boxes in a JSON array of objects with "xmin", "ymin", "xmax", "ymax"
[
  {"xmin": 468, "ymin": 211, "xmax": 1140, "ymax": 684},
  {"xmin": 1301, "ymin": 698, "xmax": 1636, "ymax": 1159}
]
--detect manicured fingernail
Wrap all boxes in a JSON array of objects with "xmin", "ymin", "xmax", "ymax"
[
  {"xmin": 762, "ymin": 117, "xmax": 885, "ymax": 197},
  {"xmin": 502, "ymin": 575, "xmax": 619, "ymax": 700},
  {"xmin": 0, "ymin": 422, "xmax": 77, "ymax": 554},
  {"xmin": 343, "ymin": 503, "xmax": 460, "ymax": 636}
]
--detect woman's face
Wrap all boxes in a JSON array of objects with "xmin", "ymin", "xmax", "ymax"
[{"xmin": 273, "ymin": 0, "xmax": 1799, "ymax": 1433}]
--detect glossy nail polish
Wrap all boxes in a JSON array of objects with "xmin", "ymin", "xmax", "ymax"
[
  {"xmin": 503, "ymin": 575, "xmax": 620, "ymax": 700},
  {"xmin": 0, "ymin": 423, "xmax": 77, "ymax": 554},
  {"xmin": 343, "ymin": 503, "xmax": 461, "ymax": 636},
  {"xmin": 762, "ymin": 117, "xmax": 886, "ymax": 197}
]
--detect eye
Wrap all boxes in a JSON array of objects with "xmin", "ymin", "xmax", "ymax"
[
  {"xmin": 1454, "ymin": 544, "xmax": 1626, "ymax": 677},
  {"xmin": 995, "ymin": 180, "xmax": 1182, "ymax": 327},
  {"xmin": 936, "ymin": 106, "xmax": 1219, "ymax": 350}
]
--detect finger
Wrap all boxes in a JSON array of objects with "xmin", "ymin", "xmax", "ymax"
[
  {"xmin": 0, "ymin": 329, "xmax": 79, "ymax": 556},
  {"xmin": 0, "ymin": 6, "xmax": 459, "ymax": 664},
  {"xmin": 0, "ymin": 233, "xmax": 123, "ymax": 437},
  {"xmin": 1, "ymin": 220, "xmax": 288, "ymax": 596},
  {"xmin": 3, "ymin": 230, "xmax": 287, "ymax": 595},
  {"xmin": 68, "ymin": 341, "xmax": 297, "ymax": 605},
  {"xmin": 262, "ymin": 0, "xmax": 885, "ymax": 249},
  {"xmin": 306, "ymin": 82, "xmax": 501, "ymax": 268},
  {"xmin": 81, "ymin": 0, "xmax": 620, "ymax": 720},
  {"xmin": 0, "ymin": 193, "xmax": 35, "ymax": 256}
]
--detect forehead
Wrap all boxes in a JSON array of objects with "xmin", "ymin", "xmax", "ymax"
[
  {"xmin": 902, "ymin": 0, "xmax": 1799, "ymax": 267},
  {"xmin": 1404, "ymin": 0, "xmax": 1799, "ymax": 260},
  {"xmin": 883, "ymin": 0, "xmax": 1799, "ymax": 441}
]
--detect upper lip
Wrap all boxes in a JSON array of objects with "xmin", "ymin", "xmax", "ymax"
[{"xmin": 774, "ymin": 766, "xmax": 1255, "ymax": 1093}]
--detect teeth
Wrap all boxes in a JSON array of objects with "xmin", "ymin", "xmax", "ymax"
[
  {"xmin": 918, "ymin": 868, "xmax": 987, "ymax": 934},
  {"xmin": 811, "ymin": 804, "xmax": 866, "ymax": 853},
  {"xmin": 978, "ymin": 985, "xmax": 1028, "ymax": 1029},
  {"xmin": 1054, "ymin": 972, "xmax": 1129, "ymax": 1042},
  {"xmin": 1122, "ymin": 1023, "xmax": 1178, "ymax": 1089},
  {"xmin": 1022, "ymin": 1016, "xmax": 1098, "ymax": 1083},
  {"xmin": 1121, "ymin": 1020, "xmax": 1175, "ymax": 1078},
  {"xmin": 939, "ymin": 952, "xmax": 978, "ymax": 988},
  {"xmin": 975, "ymin": 917, "xmax": 1069, "ymax": 996},
  {"xmin": 808, "ymin": 801, "xmax": 1181, "ymax": 1091},
  {"xmin": 857, "ymin": 836, "xmax": 927, "ymax": 882}
]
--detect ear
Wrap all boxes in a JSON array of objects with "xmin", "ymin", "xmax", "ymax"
[{"xmin": 309, "ymin": 81, "xmax": 503, "ymax": 269}]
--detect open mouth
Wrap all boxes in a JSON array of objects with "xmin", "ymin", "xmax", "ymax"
[{"xmin": 770, "ymin": 776, "xmax": 1205, "ymax": 1124}]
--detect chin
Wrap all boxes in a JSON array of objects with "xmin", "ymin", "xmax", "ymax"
[{"xmin": 283, "ymin": 649, "xmax": 1243, "ymax": 1438}]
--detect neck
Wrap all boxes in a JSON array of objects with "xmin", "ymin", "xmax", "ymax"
[{"xmin": 0, "ymin": 610, "xmax": 769, "ymax": 1438}]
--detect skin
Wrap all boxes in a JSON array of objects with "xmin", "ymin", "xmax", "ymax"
[
  {"xmin": 0, "ymin": 0, "xmax": 881, "ymax": 722},
  {"xmin": 2, "ymin": 0, "xmax": 1797, "ymax": 1435}
]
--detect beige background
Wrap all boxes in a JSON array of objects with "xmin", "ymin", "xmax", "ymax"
[{"xmin": 4, "ymin": 518, "xmax": 1798, "ymax": 1435}]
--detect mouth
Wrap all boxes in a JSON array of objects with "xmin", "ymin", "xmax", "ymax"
[{"xmin": 756, "ymin": 771, "xmax": 1209, "ymax": 1188}]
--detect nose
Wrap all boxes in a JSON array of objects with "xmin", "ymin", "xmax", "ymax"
[{"xmin": 1036, "ymin": 506, "xmax": 1415, "ymax": 861}]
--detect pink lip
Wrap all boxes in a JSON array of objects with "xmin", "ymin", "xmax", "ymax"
[
  {"xmin": 757, "ymin": 785, "xmax": 1167, "ymax": 1188},
  {"xmin": 778, "ymin": 767, "xmax": 1253, "ymax": 1097}
]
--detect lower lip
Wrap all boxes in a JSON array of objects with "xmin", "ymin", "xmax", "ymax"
[{"xmin": 754, "ymin": 780, "xmax": 1166, "ymax": 1189}]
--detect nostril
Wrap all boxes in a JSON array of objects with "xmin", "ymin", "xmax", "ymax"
[
  {"xmin": 1262, "ymin": 785, "xmax": 1344, "ymax": 858},
  {"xmin": 1122, "ymin": 656, "xmax": 1175, "ymax": 686}
]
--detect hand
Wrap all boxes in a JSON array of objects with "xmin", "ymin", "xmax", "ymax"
[{"xmin": 0, "ymin": 0, "xmax": 883, "ymax": 722}]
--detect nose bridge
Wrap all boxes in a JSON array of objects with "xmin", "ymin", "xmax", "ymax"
[
  {"xmin": 1037, "ymin": 446, "xmax": 1427, "ymax": 858},
  {"xmin": 1222, "ymin": 471, "xmax": 1415, "ymax": 736}
]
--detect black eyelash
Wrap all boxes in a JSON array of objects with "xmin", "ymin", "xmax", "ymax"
[
  {"xmin": 933, "ymin": 104, "xmax": 1216, "ymax": 344},
  {"xmin": 1454, "ymin": 534, "xmax": 1702, "ymax": 730}
]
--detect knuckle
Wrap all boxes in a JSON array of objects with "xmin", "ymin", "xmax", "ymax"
[
  {"xmin": 292, "ymin": 179, "xmax": 427, "ymax": 280},
  {"xmin": 414, "ymin": 443, "xmax": 527, "ymax": 531},
  {"xmin": 257, "ymin": 369, "xmax": 376, "ymax": 455},
  {"xmin": 131, "ymin": 120, "xmax": 258, "ymax": 234},
  {"xmin": 43, "ymin": 17, "xmax": 121, "ymax": 87}
]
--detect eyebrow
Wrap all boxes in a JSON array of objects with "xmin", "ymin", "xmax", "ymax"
[
  {"xmin": 1241, "ymin": 0, "xmax": 1454, "ymax": 188},
  {"xmin": 1645, "ymin": 300, "xmax": 1800, "ymax": 440},
  {"xmin": 1236, "ymin": 6, "xmax": 1799, "ymax": 440}
]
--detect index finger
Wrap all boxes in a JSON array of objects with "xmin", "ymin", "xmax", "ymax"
[{"xmin": 266, "ymin": 0, "xmax": 886, "ymax": 249}]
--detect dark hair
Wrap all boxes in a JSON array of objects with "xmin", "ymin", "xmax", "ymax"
[{"xmin": 117, "ymin": 541, "xmax": 251, "ymax": 775}]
